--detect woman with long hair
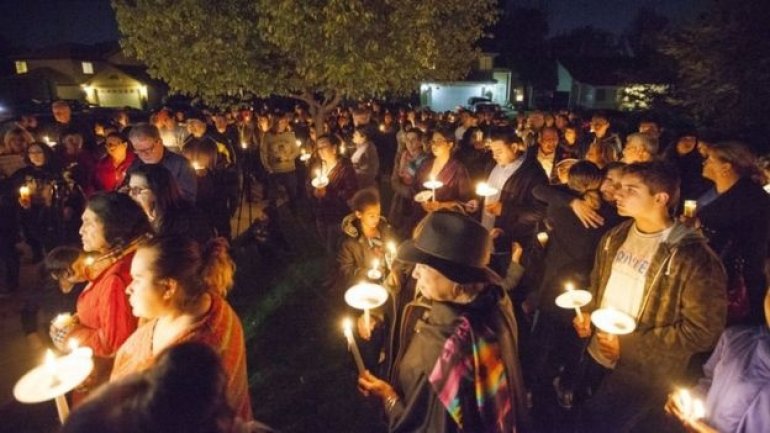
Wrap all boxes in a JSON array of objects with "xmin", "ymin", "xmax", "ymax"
[
  {"xmin": 112, "ymin": 235, "xmax": 252, "ymax": 420},
  {"xmin": 126, "ymin": 164, "xmax": 214, "ymax": 245}
]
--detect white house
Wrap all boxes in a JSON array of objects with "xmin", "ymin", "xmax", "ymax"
[
  {"xmin": 420, "ymin": 53, "xmax": 521, "ymax": 112},
  {"xmin": 557, "ymin": 57, "xmax": 667, "ymax": 111},
  {"xmin": 3, "ymin": 43, "xmax": 165, "ymax": 109}
]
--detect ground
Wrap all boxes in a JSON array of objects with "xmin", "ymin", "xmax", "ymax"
[{"xmin": 0, "ymin": 198, "xmax": 387, "ymax": 433}]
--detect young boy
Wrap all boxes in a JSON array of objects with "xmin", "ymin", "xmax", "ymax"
[
  {"xmin": 570, "ymin": 162, "xmax": 727, "ymax": 432},
  {"xmin": 22, "ymin": 246, "xmax": 87, "ymax": 350}
]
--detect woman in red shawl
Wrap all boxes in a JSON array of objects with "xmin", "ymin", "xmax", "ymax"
[
  {"xmin": 50, "ymin": 193, "xmax": 151, "ymax": 393},
  {"xmin": 112, "ymin": 235, "xmax": 253, "ymax": 421}
]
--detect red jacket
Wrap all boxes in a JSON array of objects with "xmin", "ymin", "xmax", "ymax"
[{"xmin": 94, "ymin": 152, "xmax": 136, "ymax": 192}]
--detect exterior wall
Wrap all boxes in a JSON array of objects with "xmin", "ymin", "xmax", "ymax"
[
  {"xmin": 556, "ymin": 63, "xmax": 573, "ymax": 92},
  {"xmin": 421, "ymin": 80, "xmax": 509, "ymax": 112}
]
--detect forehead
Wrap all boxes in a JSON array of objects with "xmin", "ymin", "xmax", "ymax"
[{"xmin": 620, "ymin": 173, "xmax": 647, "ymax": 189}]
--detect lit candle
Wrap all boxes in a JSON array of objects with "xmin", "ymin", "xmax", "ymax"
[
  {"xmin": 19, "ymin": 185, "xmax": 30, "ymax": 200},
  {"xmin": 52, "ymin": 313, "xmax": 73, "ymax": 329},
  {"xmin": 565, "ymin": 282, "xmax": 584, "ymax": 323},
  {"xmin": 241, "ymin": 141, "xmax": 248, "ymax": 150},
  {"xmin": 475, "ymin": 182, "xmax": 499, "ymax": 197},
  {"xmin": 312, "ymin": 168, "xmax": 329, "ymax": 189},
  {"xmin": 43, "ymin": 136, "xmax": 56, "ymax": 146},
  {"xmin": 683, "ymin": 200, "xmax": 697, "ymax": 218},
  {"xmin": 84, "ymin": 255, "xmax": 95, "ymax": 267},
  {"xmin": 385, "ymin": 241, "xmax": 397, "ymax": 269},
  {"xmin": 676, "ymin": 388, "xmax": 706, "ymax": 422},
  {"xmin": 295, "ymin": 139, "xmax": 302, "ymax": 147},
  {"xmin": 344, "ymin": 282, "xmax": 388, "ymax": 333},
  {"xmin": 191, "ymin": 160, "xmax": 203, "ymax": 171},
  {"xmin": 537, "ymin": 231, "xmax": 549, "ymax": 247},
  {"xmin": 379, "ymin": 124, "xmax": 386, "ymax": 132},
  {"xmin": 43, "ymin": 350, "xmax": 69, "ymax": 421},
  {"xmin": 342, "ymin": 318, "xmax": 365, "ymax": 374},
  {"xmin": 339, "ymin": 144, "xmax": 346, "ymax": 155},
  {"xmin": 300, "ymin": 149, "xmax": 311, "ymax": 162},
  {"xmin": 367, "ymin": 258, "xmax": 382, "ymax": 281}
]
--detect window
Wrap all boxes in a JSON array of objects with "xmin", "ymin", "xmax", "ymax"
[
  {"xmin": 15, "ymin": 61, "xmax": 28, "ymax": 74},
  {"xmin": 82, "ymin": 62, "xmax": 94, "ymax": 74},
  {"xmin": 478, "ymin": 56, "xmax": 493, "ymax": 71},
  {"xmin": 595, "ymin": 88, "xmax": 607, "ymax": 102}
]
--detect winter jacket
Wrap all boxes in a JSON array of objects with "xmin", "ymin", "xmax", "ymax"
[
  {"xmin": 336, "ymin": 214, "xmax": 395, "ymax": 289},
  {"xmin": 492, "ymin": 154, "xmax": 548, "ymax": 246},
  {"xmin": 587, "ymin": 220, "xmax": 727, "ymax": 387}
]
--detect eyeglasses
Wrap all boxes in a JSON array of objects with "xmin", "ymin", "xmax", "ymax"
[{"xmin": 127, "ymin": 186, "xmax": 151, "ymax": 196}]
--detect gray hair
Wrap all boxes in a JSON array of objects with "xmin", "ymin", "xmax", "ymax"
[
  {"xmin": 128, "ymin": 123, "xmax": 161, "ymax": 142},
  {"xmin": 626, "ymin": 132, "xmax": 658, "ymax": 155}
]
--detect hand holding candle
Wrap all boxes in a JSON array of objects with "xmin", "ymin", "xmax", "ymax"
[
  {"xmin": 311, "ymin": 168, "xmax": 329, "ymax": 189},
  {"xmin": 669, "ymin": 388, "xmax": 706, "ymax": 424},
  {"xmin": 342, "ymin": 318, "xmax": 365, "ymax": 374},
  {"xmin": 475, "ymin": 182, "xmax": 499, "ymax": 198}
]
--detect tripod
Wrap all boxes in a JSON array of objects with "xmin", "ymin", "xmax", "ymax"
[{"xmin": 234, "ymin": 144, "xmax": 256, "ymax": 237}]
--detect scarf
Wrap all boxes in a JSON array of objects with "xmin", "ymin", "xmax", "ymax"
[{"xmin": 429, "ymin": 313, "xmax": 513, "ymax": 432}]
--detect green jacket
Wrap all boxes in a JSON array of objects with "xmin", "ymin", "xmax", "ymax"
[{"xmin": 588, "ymin": 220, "xmax": 727, "ymax": 386}]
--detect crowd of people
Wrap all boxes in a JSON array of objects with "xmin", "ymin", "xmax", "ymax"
[{"xmin": 0, "ymin": 99, "xmax": 769, "ymax": 433}]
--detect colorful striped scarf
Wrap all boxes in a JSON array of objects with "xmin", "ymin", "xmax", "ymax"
[{"xmin": 428, "ymin": 315, "xmax": 513, "ymax": 432}]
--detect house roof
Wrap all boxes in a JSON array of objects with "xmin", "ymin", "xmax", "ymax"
[{"xmin": 559, "ymin": 57, "xmax": 664, "ymax": 86}]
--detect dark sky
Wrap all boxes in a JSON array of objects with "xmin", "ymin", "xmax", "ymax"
[{"xmin": 0, "ymin": 0, "xmax": 705, "ymax": 48}]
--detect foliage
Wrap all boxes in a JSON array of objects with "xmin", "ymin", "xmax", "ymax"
[
  {"xmin": 486, "ymin": 7, "xmax": 555, "ymax": 89},
  {"xmin": 656, "ymin": 1, "xmax": 770, "ymax": 151},
  {"xmin": 112, "ymin": 0, "xmax": 497, "ymax": 112}
]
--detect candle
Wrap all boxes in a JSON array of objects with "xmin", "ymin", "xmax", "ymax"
[
  {"xmin": 311, "ymin": 168, "xmax": 329, "ymax": 189},
  {"xmin": 342, "ymin": 318, "xmax": 365, "ymax": 374},
  {"xmin": 676, "ymin": 388, "xmax": 706, "ymax": 422},
  {"xmin": 565, "ymin": 282, "xmax": 584, "ymax": 323},
  {"xmin": 367, "ymin": 258, "xmax": 382, "ymax": 281},
  {"xmin": 344, "ymin": 282, "xmax": 388, "ymax": 334},
  {"xmin": 537, "ymin": 231, "xmax": 549, "ymax": 247},
  {"xmin": 475, "ymin": 182, "xmax": 499, "ymax": 197},
  {"xmin": 385, "ymin": 241, "xmax": 397, "ymax": 269},
  {"xmin": 52, "ymin": 313, "xmax": 74, "ymax": 329},
  {"xmin": 19, "ymin": 185, "xmax": 30, "ymax": 200},
  {"xmin": 379, "ymin": 124, "xmax": 386, "ymax": 132},
  {"xmin": 339, "ymin": 144, "xmax": 346, "ymax": 155},
  {"xmin": 683, "ymin": 200, "xmax": 697, "ymax": 218},
  {"xmin": 241, "ymin": 141, "xmax": 248, "ymax": 150},
  {"xmin": 84, "ymin": 255, "xmax": 95, "ymax": 267},
  {"xmin": 191, "ymin": 161, "xmax": 203, "ymax": 171},
  {"xmin": 43, "ymin": 136, "xmax": 56, "ymax": 146},
  {"xmin": 296, "ymin": 139, "xmax": 302, "ymax": 147},
  {"xmin": 300, "ymin": 149, "xmax": 311, "ymax": 162},
  {"xmin": 429, "ymin": 175, "xmax": 438, "ymax": 202}
]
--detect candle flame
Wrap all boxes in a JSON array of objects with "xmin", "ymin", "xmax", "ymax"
[
  {"xmin": 19, "ymin": 186, "xmax": 30, "ymax": 196},
  {"xmin": 387, "ymin": 241, "xmax": 397, "ymax": 254},
  {"xmin": 342, "ymin": 318, "xmax": 353, "ymax": 337},
  {"xmin": 84, "ymin": 255, "xmax": 95, "ymax": 266},
  {"xmin": 372, "ymin": 258, "xmax": 380, "ymax": 270},
  {"xmin": 565, "ymin": 282, "xmax": 575, "ymax": 292},
  {"xmin": 241, "ymin": 141, "xmax": 248, "ymax": 149}
]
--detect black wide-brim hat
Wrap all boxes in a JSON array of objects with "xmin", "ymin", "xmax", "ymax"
[{"xmin": 397, "ymin": 211, "xmax": 502, "ymax": 285}]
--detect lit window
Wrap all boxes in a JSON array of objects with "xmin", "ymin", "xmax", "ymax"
[
  {"xmin": 15, "ymin": 61, "xmax": 28, "ymax": 74},
  {"xmin": 82, "ymin": 62, "xmax": 94, "ymax": 74}
]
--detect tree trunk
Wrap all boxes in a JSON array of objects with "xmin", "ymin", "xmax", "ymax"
[{"xmin": 293, "ymin": 90, "xmax": 342, "ymax": 142}]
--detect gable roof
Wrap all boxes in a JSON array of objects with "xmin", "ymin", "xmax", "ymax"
[{"xmin": 559, "ymin": 57, "xmax": 664, "ymax": 86}]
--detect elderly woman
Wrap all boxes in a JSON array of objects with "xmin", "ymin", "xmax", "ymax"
[
  {"xmin": 51, "ymin": 193, "xmax": 151, "ymax": 392},
  {"xmin": 665, "ymin": 288, "xmax": 770, "ymax": 433},
  {"xmin": 693, "ymin": 141, "xmax": 770, "ymax": 325},
  {"xmin": 111, "ymin": 235, "xmax": 252, "ymax": 421},
  {"xmin": 95, "ymin": 132, "xmax": 135, "ymax": 192},
  {"xmin": 358, "ymin": 211, "xmax": 528, "ymax": 433}
]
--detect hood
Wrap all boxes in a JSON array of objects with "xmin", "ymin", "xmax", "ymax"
[
  {"xmin": 663, "ymin": 221, "xmax": 706, "ymax": 248},
  {"xmin": 341, "ymin": 213, "xmax": 391, "ymax": 239}
]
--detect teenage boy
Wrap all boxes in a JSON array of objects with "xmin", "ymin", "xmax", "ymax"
[{"xmin": 572, "ymin": 161, "xmax": 727, "ymax": 432}]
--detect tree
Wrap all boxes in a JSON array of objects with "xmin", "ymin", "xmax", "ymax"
[
  {"xmin": 112, "ymin": 0, "xmax": 497, "ymax": 133},
  {"xmin": 657, "ymin": 1, "xmax": 770, "ymax": 151}
]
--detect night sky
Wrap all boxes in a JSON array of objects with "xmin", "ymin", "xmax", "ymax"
[{"xmin": 0, "ymin": 0, "xmax": 705, "ymax": 48}]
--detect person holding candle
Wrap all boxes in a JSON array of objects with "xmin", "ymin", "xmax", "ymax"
[
  {"xmin": 111, "ymin": 235, "xmax": 252, "ymax": 420},
  {"xmin": 691, "ymin": 141, "xmax": 770, "ymax": 326},
  {"xmin": 358, "ymin": 211, "xmax": 529, "ymax": 433},
  {"xmin": 408, "ymin": 127, "xmax": 472, "ymax": 231},
  {"xmin": 337, "ymin": 188, "xmax": 396, "ymax": 289},
  {"xmin": 10, "ymin": 142, "xmax": 67, "ymax": 262},
  {"xmin": 50, "ymin": 193, "xmax": 151, "ymax": 397},
  {"xmin": 565, "ymin": 162, "xmax": 727, "ymax": 433},
  {"xmin": 388, "ymin": 128, "xmax": 428, "ymax": 236},
  {"xmin": 307, "ymin": 134, "xmax": 358, "ymax": 253},
  {"xmin": 664, "ymin": 287, "xmax": 770, "ymax": 433}
]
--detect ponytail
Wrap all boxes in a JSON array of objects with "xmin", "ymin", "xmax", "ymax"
[{"xmin": 200, "ymin": 238, "xmax": 235, "ymax": 298}]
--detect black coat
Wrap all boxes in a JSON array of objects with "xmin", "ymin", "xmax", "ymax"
[
  {"xmin": 697, "ymin": 177, "xmax": 770, "ymax": 325},
  {"xmin": 491, "ymin": 155, "xmax": 549, "ymax": 245}
]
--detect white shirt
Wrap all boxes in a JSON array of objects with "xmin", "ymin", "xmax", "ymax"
[
  {"xmin": 588, "ymin": 223, "xmax": 672, "ymax": 368},
  {"xmin": 481, "ymin": 155, "xmax": 524, "ymax": 230}
]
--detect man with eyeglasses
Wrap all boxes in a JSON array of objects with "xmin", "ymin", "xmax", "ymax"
[{"xmin": 126, "ymin": 123, "xmax": 197, "ymax": 203}]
